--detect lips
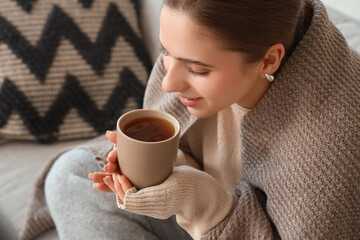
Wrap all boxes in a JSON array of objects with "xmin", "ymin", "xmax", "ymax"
[{"xmin": 178, "ymin": 95, "xmax": 203, "ymax": 107}]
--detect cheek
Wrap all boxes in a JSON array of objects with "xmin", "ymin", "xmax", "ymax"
[
  {"xmin": 205, "ymin": 74, "xmax": 242, "ymax": 99},
  {"xmin": 197, "ymin": 78, "xmax": 226, "ymax": 100},
  {"xmin": 211, "ymin": 74, "xmax": 235, "ymax": 91}
]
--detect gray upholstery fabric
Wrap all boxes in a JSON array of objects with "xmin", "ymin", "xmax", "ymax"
[{"xmin": 0, "ymin": 139, "xmax": 85, "ymax": 240}]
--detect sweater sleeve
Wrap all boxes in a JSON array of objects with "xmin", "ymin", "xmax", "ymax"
[
  {"xmin": 117, "ymin": 165, "xmax": 236, "ymax": 240},
  {"xmin": 201, "ymin": 181, "xmax": 277, "ymax": 240}
]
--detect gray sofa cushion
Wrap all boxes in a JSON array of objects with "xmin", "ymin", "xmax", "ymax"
[{"xmin": 0, "ymin": 139, "xmax": 86, "ymax": 240}]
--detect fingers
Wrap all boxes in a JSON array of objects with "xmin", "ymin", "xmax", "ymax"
[
  {"xmin": 104, "ymin": 162, "xmax": 119, "ymax": 173},
  {"xmin": 119, "ymin": 175, "xmax": 133, "ymax": 192},
  {"xmin": 113, "ymin": 174, "xmax": 125, "ymax": 201},
  {"xmin": 88, "ymin": 172, "xmax": 112, "ymax": 183},
  {"xmin": 106, "ymin": 130, "xmax": 117, "ymax": 144},
  {"xmin": 93, "ymin": 183, "xmax": 113, "ymax": 193},
  {"xmin": 107, "ymin": 148, "xmax": 118, "ymax": 163},
  {"xmin": 103, "ymin": 176, "xmax": 116, "ymax": 192},
  {"xmin": 112, "ymin": 174, "xmax": 133, "ymax": 202},
  {"xmin": 90, "ymin": 173, "xmax": 116, "ymax": 193},
  {"xmin": 90, "ymin": 170, "xmax": 133, "ymax": 202},
  {"xmin": 105, "ymin": 148, "xmax": 120, "ymax": 173}
]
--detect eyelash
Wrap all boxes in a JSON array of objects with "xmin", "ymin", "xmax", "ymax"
[
  {"xmin": 160, "ymin": 47, "xmax": 169, "ymax": 56},
  {"xmin": 161, "ymin": 46, "xmax": 209, "ymax": 77},
  {"xmin": 188, "ymin": 68, "xmax": 209, "ymax": 77}
]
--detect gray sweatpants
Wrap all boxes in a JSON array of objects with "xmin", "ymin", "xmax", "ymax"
[{"xmin": 45, "ymin": 148, "xmax": 192, "ymax": 240}]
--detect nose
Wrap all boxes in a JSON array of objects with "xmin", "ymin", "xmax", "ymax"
[{"xmin": 162, "ymin": 58, "xmax": 189, "ymax": 93}]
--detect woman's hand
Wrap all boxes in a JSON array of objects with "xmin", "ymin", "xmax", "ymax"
[
  {"xmin": 89, "ymin": 172, "xmax": 133, "ymax": 201},
  {"xmin": 88, "ymin": 130, "xmax": 134, "ymax": 202},
  {"xmin": 103, "ymin": 131, "xmax": 120, "ymax": 173},
  {"xmin": 88, "ymin": 172, "xmax": 113, "ymax": 192}
]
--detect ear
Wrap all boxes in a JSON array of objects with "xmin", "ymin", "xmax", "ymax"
[{"xmin": 260, "ymin": 43, "xmax": 285, "ymax": 78}]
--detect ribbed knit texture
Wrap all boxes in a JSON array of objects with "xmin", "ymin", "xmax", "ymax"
[
  {"xmin": 21, "ymin": 0, "xmax": 360, "ymax": 239},
  {"xmin": 118, "ymin": 166, "xmax": 236, "ymax": 240}
]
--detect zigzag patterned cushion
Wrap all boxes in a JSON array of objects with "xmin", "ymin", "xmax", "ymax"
[{"xmin": 0, "ymin": 0, "xmax": 152, "ymax": 142}]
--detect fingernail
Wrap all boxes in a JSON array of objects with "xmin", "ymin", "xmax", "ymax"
[
  {"xmin": 88, "ymin": 173, "xmax": 92, "ymax": 180},
  {"xmin": 112, "ymin": 173, "xmax": 117, "ymax": 183},
  {"xmin": 117, "ymin": 175, "xmax": 122, "ymax": 185},
  {"xmin": 103, "ymin": 177, "xmax": 110, "ymax": 186},
  {"xmin": 103, "ymin": 176, "xmax": 115, "ymax": 192},
  {"xmin": 103, "ymin": 165, "xmax": 108, "ymax": 172}
]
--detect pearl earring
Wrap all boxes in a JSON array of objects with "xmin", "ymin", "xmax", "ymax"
[{"xmin": 265, "ymin": 73, "xmax": 275, "ymax": 82}]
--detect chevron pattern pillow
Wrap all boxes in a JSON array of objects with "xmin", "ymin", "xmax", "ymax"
[{"xmin": 0, "ymin": 0, "xmax": 152, "ymax": 143}]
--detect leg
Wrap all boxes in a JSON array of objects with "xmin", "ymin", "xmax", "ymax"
[{"xmin": 45, "ymin": 148, "xmax": 191, "ymax": 240}]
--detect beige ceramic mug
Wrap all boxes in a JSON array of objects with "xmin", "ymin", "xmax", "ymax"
[{"xmin": 116, "ymin": 109, "xmax": 180, "ymax": 189}]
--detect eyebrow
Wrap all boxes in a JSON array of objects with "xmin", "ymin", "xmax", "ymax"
[{"xmin": 160, "ymin": 43, "xmax": 214, "ymax": 68}]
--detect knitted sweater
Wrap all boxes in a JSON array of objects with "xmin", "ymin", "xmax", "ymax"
[
  {"xmin": 113, "ymin": 104, "xmax": 250, "ymax": 240},
  {"xmin": 21, "ymin": 0, "xmax": 360, "ymax": 239}
]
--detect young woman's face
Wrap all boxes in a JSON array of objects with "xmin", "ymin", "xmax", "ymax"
[{"xmin": 160, "ymin": 6, "xmax": 267, "ymax": 118}]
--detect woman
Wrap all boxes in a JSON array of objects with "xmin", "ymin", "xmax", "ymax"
[{"xmin": 45, "ymin": 0, "xmax": 360, "ymax": 239}]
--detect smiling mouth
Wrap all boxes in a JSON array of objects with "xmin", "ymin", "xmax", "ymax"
[{"xmin": 178, "ymin": 95, "xmax": 203, "ymax": 107}]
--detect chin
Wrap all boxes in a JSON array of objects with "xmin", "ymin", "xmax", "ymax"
[{"xmin": 187, "ymin": 107, "xmax": 217, "ymax": 119}]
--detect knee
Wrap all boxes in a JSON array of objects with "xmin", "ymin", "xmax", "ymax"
[
  {"xmin": 45, "ymin": 148, "xmax": 98, "ymax": 199},
  {"xmin": 50, "ymin": 148, "xmax": 95, "ymax": 176}
]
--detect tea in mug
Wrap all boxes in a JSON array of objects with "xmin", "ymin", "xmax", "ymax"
[{"xmin": 123, "ymin": 117, "xmax": 175, "ymax": 142}]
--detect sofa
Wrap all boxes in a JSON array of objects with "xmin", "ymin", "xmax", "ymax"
[{"xmin": 0, "ymin": 1, "xmax": 359, "ymax": 240}]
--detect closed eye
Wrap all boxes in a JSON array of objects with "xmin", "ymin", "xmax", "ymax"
[{"xmin": 188, "ymin": 67, "xmax": 209, "ymax": 77}]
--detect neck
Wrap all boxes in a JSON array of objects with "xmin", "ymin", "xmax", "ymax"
[{"xmin": 237, "ymin": 78, "xmax": 271, "ymax": 109}]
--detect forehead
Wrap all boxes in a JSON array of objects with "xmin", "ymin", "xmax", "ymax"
[
  {"xmin": 164, "ymin": 6, "xmax": 228, "ymax": 42},
  {"xmin": 160, "ymin": 7, "xmax": 219, "ymax": 52},
  {"xmin": 159, "ymin": 6, "xmax": 249, "ymax": 67}
]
